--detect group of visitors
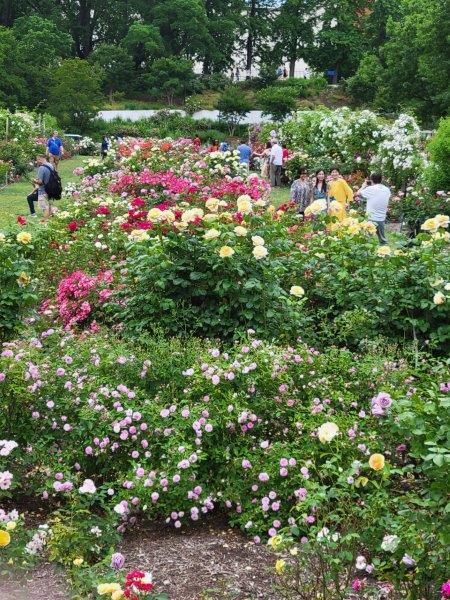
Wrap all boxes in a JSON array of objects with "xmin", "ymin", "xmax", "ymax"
[{"xmin": 290, "ymin": 166, "xmax": 390, "ymax": 245}]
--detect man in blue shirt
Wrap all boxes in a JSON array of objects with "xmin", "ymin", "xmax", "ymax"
[
  {"xmin": 47, "ymin": 131, "xmax": 64, "ymax": 169},
  {"xmin": 237, "ymin": 140, "xmax": 252, "ymax": 170}
]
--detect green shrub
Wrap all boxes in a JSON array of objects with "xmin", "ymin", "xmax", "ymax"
[
  {"xmin": 425, "ymin": 117, "xmax": 450, "ymax": 193},
  {"xmin": 257, "ymin": 86, "xmax": 297, "ymax": 120}
]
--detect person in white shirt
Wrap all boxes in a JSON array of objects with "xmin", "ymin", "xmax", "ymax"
[
  {"xmin": 270, "ymin": 142, "xmax": 283, "ymax": 187},
  {"xmin": 356, "ymin": 172, "xmax": 391, "ymax": 245}
]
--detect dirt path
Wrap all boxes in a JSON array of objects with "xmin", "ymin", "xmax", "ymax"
[{"xmin": 0, "ymin": 518, "xmax": 281, "ymax": 600}]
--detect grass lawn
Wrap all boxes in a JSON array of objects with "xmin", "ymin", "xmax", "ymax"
[
  {"xmin": 269, "ymin": 185, "xmax": 290, "ymax": 207},
  {"xmin": 0, "ymin": 156, "xmax": 84, "ymax": 229}
]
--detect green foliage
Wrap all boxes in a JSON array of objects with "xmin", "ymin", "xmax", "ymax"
[
  {"xmin": 115, "ymin": 215, "xmax": 308, "ymax": 340},
  {"xmin": 144, "ymin": 58, "xmax": 196, "ymax": 104},
  {"xmin": 257, "ymin": 85, "xmax": 297, "ymax": 120},
  {"xmin": 48, "ymin": 59, "xmax": 104, "ymax": 130},
  {"xmin": 425, "ymin": 117, "xmax": 450, "ymax": 194},
  {"xmin": 0, "ymin": 232, "xmax": 37, "ymax": 339},
  {"xmin": 216, "ymin": 86, "xmax": 252, "ymax": 134},
  {"xmin": 89, "ymin": 44, "xmax": 134, "ymax": 101}
]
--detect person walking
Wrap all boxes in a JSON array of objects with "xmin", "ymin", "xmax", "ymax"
[
  {"xmin": 219, "ymin": 140, "xmax": 229, "ymax": 152},
  {"xmin": 34, "ymin": 155, "xmax": 58, "ymax": 221},
  {"xmin": 356, "ymin": 172, "xmax": 390, "ymax": 245},
  {"xmin": 327, "ymin": 166, "xmax": 353, "ymax": 220},
  {"xmin": 46, "ymin": 131, "xmax": 64, "ymax": 169},
  {"xmin": 258, "ymin": 141, "xmax": 272, "ymax": 179},
  {"xmin": 237, "ymin": 139, "xmax": 252, "ymax": 169},
  {"xmin": 269, "ymin": 140, "xmax": 283, "ymax": 187},
  {"xmin": 283, "ymin": 66, "xmax": 288, "ymax": 79},
  {"xmin": 193, "ymin": 134, "xmax": 201, "ymax": 149},
  {"xmin": 313, "ymin": 169, "xmax": 327, "ymax": 200},
  {"xmin": 101, "ymin": 135, "xmax": 109, "ymax": 159},
  {"xmin": 208, "ymin": 139, "xmax": 220, "ymax": 153},
  {"xmin": 290, "ymin": 166, "xmax": 313, "ymax": 215}
]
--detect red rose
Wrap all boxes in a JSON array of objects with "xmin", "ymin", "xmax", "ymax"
[
  {"xmin": 68, "ymin": 221, "xmax": 78, "ymax": 232},
  {"xmin": 17, "ymin": 215, "xmax": 27, "ymax": 225}
]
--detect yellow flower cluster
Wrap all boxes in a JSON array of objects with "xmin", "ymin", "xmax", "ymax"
[
  {"xmin": 0, "ymin": 529, "xmax": 11, "ymax": 547},
  {"xmin": 330, "ymin": 217, "xmax": 377, "ymax": 237},
  {"xmin": 421, "ymin": 214, "xmax": 449, "ymax": 233},
  {"xmin": 97, "ymin": 582, "xmax": 123, "ymax": 596},
  {"xmin": 16, "ymin": 231, "xmax": 32, "ymax": 244}
]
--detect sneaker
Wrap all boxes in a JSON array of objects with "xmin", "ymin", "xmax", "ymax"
[{"xmin": 30, "ymin": 213, "xmax": 38, "ymax": 218}]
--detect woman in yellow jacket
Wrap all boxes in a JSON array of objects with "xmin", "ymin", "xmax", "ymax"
[{"xmin": 327, "ymin": 166, "xmax": 353, "ymax": 221}]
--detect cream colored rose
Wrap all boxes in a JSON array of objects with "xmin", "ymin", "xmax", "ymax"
[
  {"xmin": 421, "ymin": 217, "xmax": 438, "ymax": 233},
  {"xmin": 237, "ymin": 195, "xmax": 253, "ymax": 214},
  {"xmin": 203, "ymin": 228, "xmax": 220, "ymax": 240},
  {"xmin": 205, "ymin": 197, "xmax": 220, "ymax": 212},
  {"xmin": 147, "ymin": 207, "xmax": 163, "ymax": 221},
  {"xmin": 129, "ymin": 229, "xmax": 149, "ymax": 242},
  {"xmin": 317, "ymin": 422, "xmax": 339, "ymax": 443},
  {"xmin": 253, "ymin": 245, "xmax": 268, "ymax": 259},
  {"xmin": 219, "ymin": 245, "xmax": 235, "ymax": 258},
  {"xmin": 433, "ymin": 291, "xmax": 446, "ymax": 305},
  {"xmin": 234, "ymin": 226, "xmax": 248, "ymax": 236},
  {"xmin": 290, "ymin": 285, "xmax": 305, "ymax": 297},
  {"xmin": 251, "ymin": 235, "xmax": 265, "ymax": 246}
]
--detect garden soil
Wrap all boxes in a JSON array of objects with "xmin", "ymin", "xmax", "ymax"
[{"xmin": 0, "ymin": 517, "xmax": 282, "ymax": 599}]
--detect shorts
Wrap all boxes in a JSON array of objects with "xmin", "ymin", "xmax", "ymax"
[
  {"xmin": 38, "ymin": 192, "xmax": 53, "ymax": 212},
  {"xmin": 49, "ymin": 154, "xmax": 60, "ymax": 167}
]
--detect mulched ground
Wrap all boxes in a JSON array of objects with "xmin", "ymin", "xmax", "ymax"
[{"xmin": 0, "ymin": 517, "xmax": 282, "ymax": 600}]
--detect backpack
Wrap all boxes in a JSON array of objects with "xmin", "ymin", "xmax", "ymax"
[{"xmin": 43, "ymin": 164, "xmax": 62, "ymax": 200}]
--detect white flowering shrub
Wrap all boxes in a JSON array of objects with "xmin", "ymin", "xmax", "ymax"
[
  {"xmin": 194, "ymin": 150, "xmax": 248, "ymax": 178},
  {"xmin": 372, "ymin": 114, "xmax": 424, "ymax": 186},
  {"xmin": 76, "ymin": 136, "xmax": 98, "ymax": 156}
]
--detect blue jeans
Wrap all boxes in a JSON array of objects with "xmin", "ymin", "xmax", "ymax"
[{"xmin": 371, "ymin": 220, "xmax": 388, "ymax": 245}]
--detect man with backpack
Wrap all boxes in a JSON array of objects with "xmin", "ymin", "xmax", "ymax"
[
  {"xmin": 32, "ymin": 154, "xmax": 62, "ymax": 220},
  {"xmin": 47, "ymin": 131, "xmax": 64, "ymax": 169}
]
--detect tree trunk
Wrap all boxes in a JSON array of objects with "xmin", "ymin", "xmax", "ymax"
[
  {"xmin": 246, "ymin": 0, "xmax": 257, "ymax": 71},
  {"xmin": 0, "ymin": 0, "xmax": 14, "ymax": 26},
  {"xmin": 289, "ymin": 60, "xmax": 296, "ymax": 77}
]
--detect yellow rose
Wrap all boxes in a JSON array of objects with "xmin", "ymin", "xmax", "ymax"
[
  {"xmin": 203, "ymin": 214, "xmax": 218, "ymax": 223},
  {"xmin": 368, "ymin": 453, "xmax": 385, "ymax": 471},
  {"xmin": 97, "ymin": 583, "xmax": 122, "ymax": 595},
  {"xmin": 181, "ymin": 208, "xmax": 204, "ymax": 224},
  {"xmin": 290, "ymin": 285, "xmax": 305, "ymax": 297},
  {"xmin": 377, "ymin": 245, "xmax": 392, "ymax": 257},
  {"xmin": 347, "ymin": 224, "xmax": 361, "ymax": 236},
  {"xmin": 128, "ymin": 229, "xmax": 149, "ymax": 242},
  {"xmin": 269, "ymin": 535, "xmax": 281, "ymax": 549},
  {"xmin": 218, "ymin": 211, "xmax": 233, "ymax": 223},
  {"xmin": 6, "ymin": 521, "xmax": 17, "ymax": 531},
  {"xmin": 267, "ymin": 205, "xmax": 275, "ymax": 214},
  {"xmin": 421, "ymin": 217, "xmax": 438, "ymax": 233},
  {"xmin": 275, "ymin": 559, "xmax": 286, "ymax": 574},
  {"xmin": 317, "ymin": 422, "xmax": 339, "ymax": 443},
  {"xmin": 161, "ymin": 210, "xmax": 175, "ymax": 222},
  {"xmin": 304, "ymin": 199, "xmax": 327, "ymax": 216},
  {"xmin": 111, "ymin": 590, "xmax": 125, "ymax": 600},
  {"xmin": 0, "ymin": 530, "xmax": 11, "ymax": 547},
  {"xmin": 435, "ymin": 214, "xmax": 449, "ymax": 228},
  {"xmin": 16, "ymin": 231, "xmax": 32, "ymax": 244},
  {"xmin": 17, "ymin": 272, "xmax": 31, "ymax": 286},
  {"xmin": 203, "ymin": 228, "xmax": 220, "ymax": 240},
  {"xmin": 147, "ymin": 208, "xmax": 163, "ymax": 221},
  {"xmin": 205, "ymin": 197, "xmax": 220, "ymax": 212},
  {"xmin": 234, "ymin": 226, "xmax": 248, "ymax": 237},
  {"xmin": 251, "ymin": 235, "xmax": 265, "ymax": 246},
  {"xmin": 253, "ymin": 245, "xmax": 268, "ymax": 259},
  {"xmin": 73, "ymin": 557, "xmax": 84, "ymax": 566},
  {"xmin": 219, "ymin": 245, "xmax": 235, "ymax": 258},
  {"xmin": 433, "ymin": 291, "xmax": 446, "ymax": 305},
  {"xmin": 237, "ymin": 195, "xmax": 252, "ymax": 214}
]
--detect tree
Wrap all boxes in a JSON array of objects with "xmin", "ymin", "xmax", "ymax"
[
  {"xmin": 89, "ymin": 43, "xmax": 134, "ymax": 101},
  {"xmin": 0, "ymin": 26, "xmax": 27, "ymax": 107},
  {"xmin": 307, "ymin": 0, "xmax": 369, "ymax": 82},
  {"xmin": 201, "ymin": 0, "xmax": 244, "ymax": 74},
  {"xmin": 152, "ymin": 0, "xmax": 212, "ymax": 58},
  {"xmin": 243, "ymin": 0, "xmax": 277, "ymax": 73},
  {"xmin": 48, "ymin": 58, "xmax": 104, "ymax": 129},
  {"xmin": 273, "ymin": 0, "xmax": 316, "ymax": 77},
  {"xmin": 217, "ymin": 86, "xmax": 252, "ymax": 134},
  {"xmin": 122, "ymin": 22, "xmax": 164, "ymax": 72},
  {"xmin": 12, "ymin": 16, "xmax": 73, "ymax": 107},
  {"xmin": 257, "ymin": 86, "xmax": 297, "ymax": 120},
  {"xmin": 144, "ymin": 57, "xmax": 196, "ymax": 105}
]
